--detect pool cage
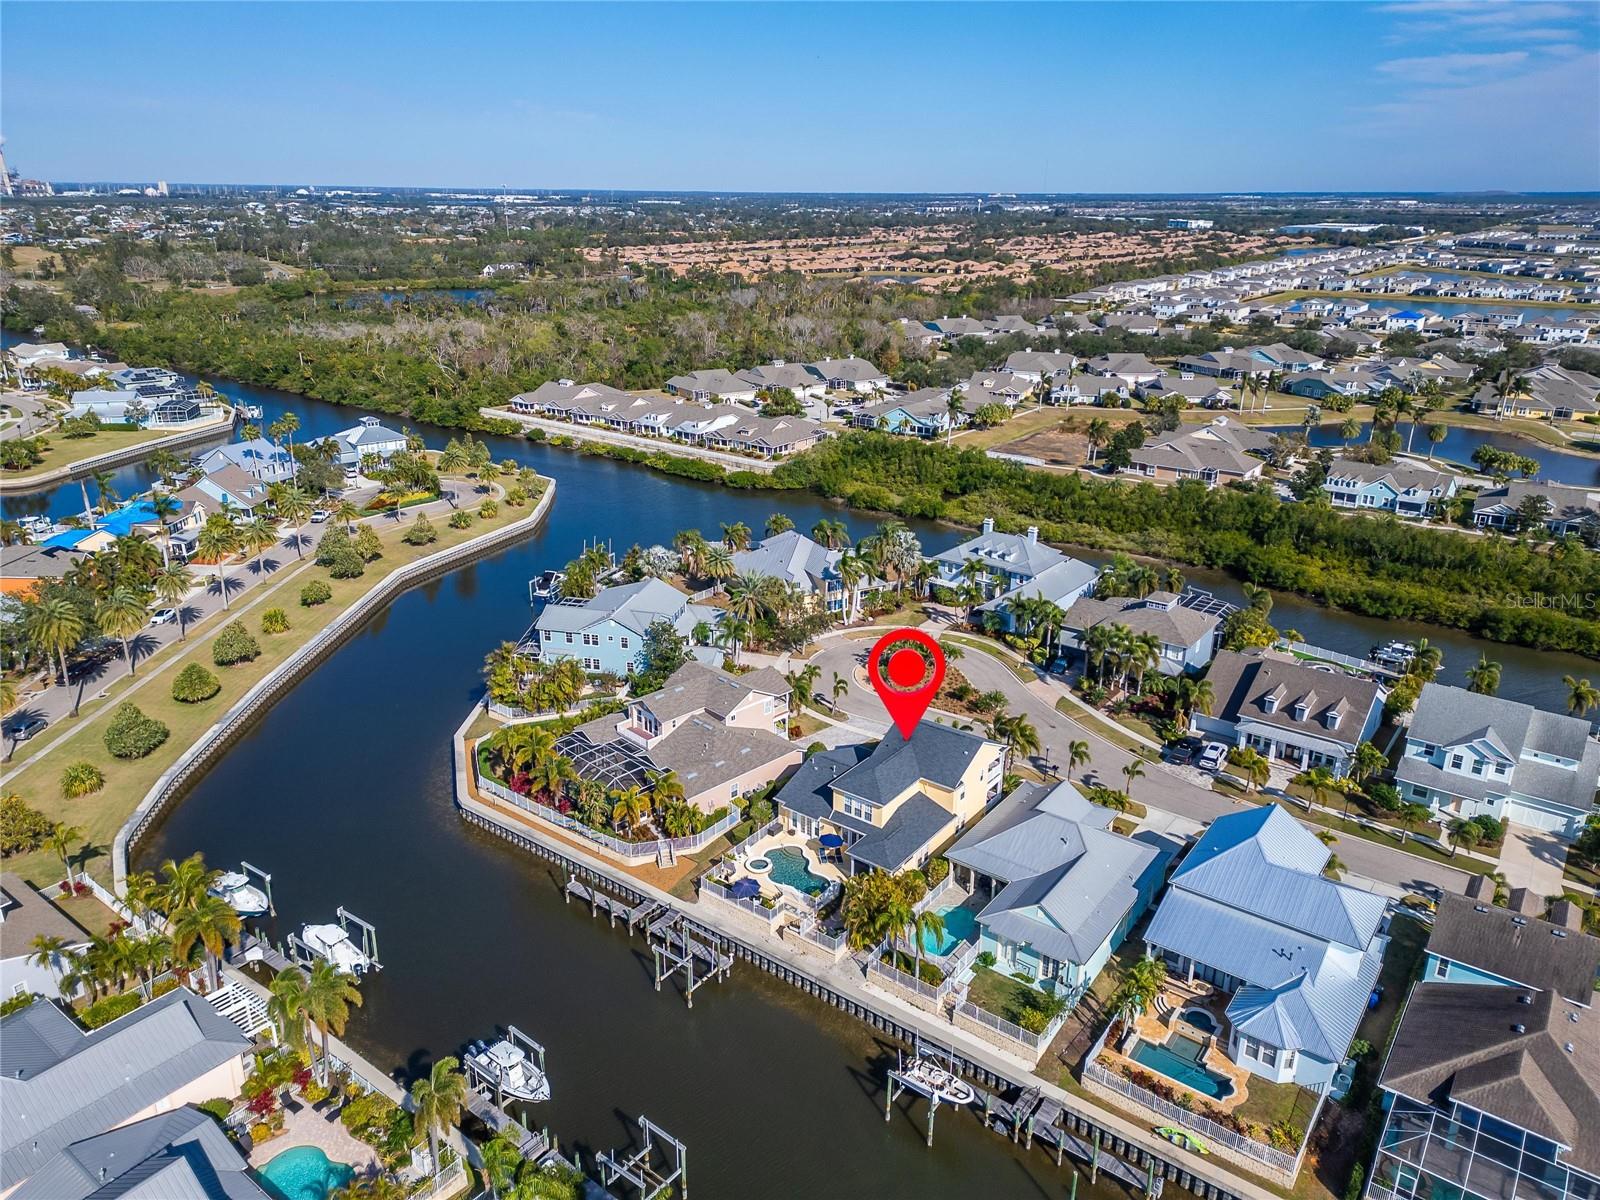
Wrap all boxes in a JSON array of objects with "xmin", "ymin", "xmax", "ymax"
[{"xmin": 555, "ymin": 730, "xmax": 656, "ymax": 794}]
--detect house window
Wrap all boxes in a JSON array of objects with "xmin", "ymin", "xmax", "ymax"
[
  {"xmin": 1258, "ymin": 1043, "xmax": 1279, "ymax": 1068},
  {"xmin": 620, "ymin": 637, "xmax": 629, "ymax": 649},
  {"xmin": 564, "ymin": 633, "xmax": 574, "ymax": 645},
  {"xmin": 1470, "ymin": 759, "xmax": 1484, "ymax": 776},
  {"xmin": 583, "ymin": 633, "xmax": 599, "ymax": 646},
  {"xmin": 1434, "ymin": 957, "xmax": 1449, "ymax": 979},
  {"xmin": 1450, "ymin": 754, "xmax": 1464, "ymax": 770}
]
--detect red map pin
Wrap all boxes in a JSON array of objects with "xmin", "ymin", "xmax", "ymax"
[{"xmin": 867, "ymin": 628, "xmax": 946, "ymax": 740}]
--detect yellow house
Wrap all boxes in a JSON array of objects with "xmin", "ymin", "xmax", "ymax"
[{"xmin": 776, "ymin": 722, "xmax": 1007, "ymax": 875}]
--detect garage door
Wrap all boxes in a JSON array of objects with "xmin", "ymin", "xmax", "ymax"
[{"xmin": 1503, "ymin": 799, "xmax": 1582, "ymax": 839}]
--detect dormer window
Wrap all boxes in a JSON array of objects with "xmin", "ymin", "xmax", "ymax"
[
  {"xmin": 1262, "ymin": 695, "xmax": 1278, "ymax": 714},
  {"xmin": 1323, "ymin": 711, "xmax": 1340, "ymax": 730},
  {"xmin": 1291, "ymin": 703, "xmax": 1308, "ymax": 722}
]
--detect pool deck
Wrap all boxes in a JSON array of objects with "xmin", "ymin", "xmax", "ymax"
[
  {"xmin": 1103, "ymin": 987, "xmax": 1254, "ymax": 1115},
  {"xmin": 742, "ymin": 831, "xmax": 843, "ymax": 900},
  {"xmin": 248, "ymin": 1103, "xmax": 382, "ymax": 1179}
]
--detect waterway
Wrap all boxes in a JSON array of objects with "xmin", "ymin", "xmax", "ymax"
[{"xmin": 1262, "ymin": 422, "xmax": 1600, "ymax": 488}]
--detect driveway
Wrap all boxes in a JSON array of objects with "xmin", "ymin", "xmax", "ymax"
[{"xmin": 1498, "ymin": 825, "xmax": 1569, "ymax": 896}]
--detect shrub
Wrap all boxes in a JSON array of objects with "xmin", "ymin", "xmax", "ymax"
[
  {"xmin": 0, "ymin": 793, "xmax": 53, "ymax": 854},
  {"xmin": 403, "ymin": 513, "xmax": 437, "ymax": 545},
  {"xmin": 449, "ymin": 510, "xmax": 474, "ymax": 529},
  {"xmin": 300, "ymin": 580, "xmax": 333, "ymax": 607},
  {"xmin": 172, "ymin": 662, "xmax": 222, "ymax": 703},
  {"xmin": 478, "ymin": 499, "xmax": 498, "ymax": 519},
  {"xmin": 1366, "ymin": 781, "xmax": 1401, "ymax": 812},
  {"xmin": 197, "ymin": 1098, "xmax": 233, "ymax": 1123},
  {"xmin": 353, "ymin": 526, "xmax": 383, "ymax": 562},
  {"xmin": 59, "ymin": 761, "xmax": 105, "ymax": 799},
  {"xmin": 504, "ymin": 486, "xmax": 528, "ymax": 507},
  {"xmin": 81, "ymin": 992, "xmax": 143, "ymax": 1028},
  {"xmin": 805, "ymin": 741, "xmax": 827, "ymax": 756},
  {"xmin": 261, "ymin": 608, "xmax": 290, "ymax": 635},
  {"xmin": 1346, "ymin": 1165, "xmax": 1365, "ymax": 1200},
  {"xmin": 0, "ymin": 991, "xmax": 37, "ymax": 1016},
  {"xmin": 316, "ymin": 528, "xmax": 365, "ymax": 578},
  {"xmin": 975, "ymin": 950, "xmax": 997, "ymax": 969},
  {"xmin": 104, "ymin": 703, "xmax": 170, "ymax": 760},
  {"xmin": 213, "ymin": 622, "xmax": 261, "ymax": 667},
  {"xmin": 925, "ymin": 856, "xmax": 950, "ymax": 885}
]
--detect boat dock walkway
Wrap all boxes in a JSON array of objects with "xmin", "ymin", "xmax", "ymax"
[{"xmin": 463, "ymin": 1088, "xmax": 549, "ymax": 1161}]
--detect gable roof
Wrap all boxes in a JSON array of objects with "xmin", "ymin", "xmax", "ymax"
[
  {"xmin": 13, "ymin": 1106, "xmax": 269, "ymax": 1200},
  {"xmin": 0, "ymin": 989, "xmax": 251, "ymax": 1190},
  {"xmin": 930, "ymin": 527, "xmax": 1067, "ymax": 579},
  {"xmin": 1379, "ymin": 984, "xmax": 1600, "ymax": 1173},
  {"xmin": 831, "ymin": 723, "xmax": 996, "ymax": 807},
  {"xmin": 729, "ymin": 529, "xmax": 838, "ymax": 594},
  {"xmin": 1060, "ymin": 592, "xmax": 1220, "ymax": 650},
  {"xmin": 1428, "ymin": 892, "xmax": 1600, "ymax": 1003},
  {"xmin": 1205, "ymin": 649, "xmax": 1382, "ymax": 751},
  {"xmin": 638, "ymin": 661, "xmax": 787, "ymax": 724},
  {"xmin": 534, "ymin": 578, "xmax": 696, "ymax": 639}
]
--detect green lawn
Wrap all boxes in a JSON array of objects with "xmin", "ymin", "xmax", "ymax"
[
  {"xmin": 965, "ymin": 964, "xmax": 1048, "ymax": 1023},
  {"xmin": 940, "ymin": 635, "xmax": 1038, "ymax": 684},
  {"xmin": 2, "ymin": 424, "xmax": 202, "ymax": 481},
  {"xmin": 1054, "ymin": 697, "xmax": 1158, "ymax": 758},
  {"xmin": 1357, "ymin": 912, "xmax": 1429, "ymax": 1050},
  {"xmin": 1235, "ymin": 1078, "xmax": 1320, "ymax": 1143},
  {"xmin": 1, "ymin": 479, "xmax": 547, "ymax": 888},
  {"xmin": 1562, "ymin": 856, "xmax": 1600, "ymax": 889},
  {"xmin": 1289, "ymin": 805, "xmax": 1495, "ymax": 875}
]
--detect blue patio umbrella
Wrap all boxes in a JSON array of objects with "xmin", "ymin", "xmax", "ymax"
[
  {"xmin": 729, "ymin": 878, "xmax": 762, "ymax": 900},
  {"xmin": 818, "ymin": 833, "xmax": 844, "ymax": 849}
]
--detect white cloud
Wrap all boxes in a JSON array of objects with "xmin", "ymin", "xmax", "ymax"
[{"xmin": 1376, "ymin": 50, "xmax": 1528, "ymax": 83}]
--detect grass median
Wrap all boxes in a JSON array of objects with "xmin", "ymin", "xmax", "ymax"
[{"xmin": 1, "ymin": 478, "xmax": 547, "ymax": 888}]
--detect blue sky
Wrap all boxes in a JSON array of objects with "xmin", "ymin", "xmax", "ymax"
[{"xmin": 4, "ymin": 1, "xmax": 1597, "ymax": 192}]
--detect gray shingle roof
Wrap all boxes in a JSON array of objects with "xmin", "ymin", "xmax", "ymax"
[
  {"xmin": 846, "ymin": 792, "xmax": 954, "ymax": 872},
  {"xmin": 1379, "ymin": 984, "xmax": 1600, "ymax": 1173},
  {"xmin": 0, "ymin": 990, "xmax": 252, "ymax": 1191},
  {"xmin": 1205, "ymin": 649, "xmax": 1382, "ymax": 752},
  {"xmin": 1401, "ymin": 682, "xmax": 1600, "ymax": 812},
  {"xmin": 775, "ymin": 745, "xmax": 874, "ymax": 822},
  {"xmin": 638, "ymin": 661, "xmax": 787, "ymax": 724},
  {"xmin": 831, "ymin": 724, "xmax": 995, "ymax": 808},
  {"xmin": 1426, "ymin": 892, "xmax": 1600, "ymax": 1003},
  {"xmin": 1060, "ymin": 593, "xmax": 1220, "ymax": 650},
  {"xmin": 13, "ymin": 1106, "xmax": 269, "ymax": 1200},
  {"xmin": 0, "ymin": 873, "xmax": 89, "ymax": 952}
]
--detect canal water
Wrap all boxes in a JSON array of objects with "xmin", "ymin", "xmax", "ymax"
[{"xmin": 1262, "ymin": 421, "xmax": 1600, "ymax": 488}]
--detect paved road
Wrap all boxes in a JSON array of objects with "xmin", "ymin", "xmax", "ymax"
[
  {"xmin": 4, "ymin": 485, "xmax": 482, "ymax": 762},
  {"xmin": 0, "ymin": 390, "xmax": 57, "ymax": 440},
  {"xmin": 803, "ymin": 623, "xmax": 1471, "ymax": 899}
]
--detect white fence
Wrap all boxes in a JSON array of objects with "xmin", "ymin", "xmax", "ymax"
[
  {"xmin": 1081, "ymin": 1022, "xmax": 1309, "ymax": 1176},
  {"xmin": 699, "ymin": 878, "xmax": 785, "ymax": 925},
  {"xmin": 409, "ymin": 1157, "xmax": 468, "ymax": 1200},
  {"xmin": 790, "ymin": 922, "xmax": 849, "ymax": 955},
  {"xmin": 475, "ymin": 768, "xmax": 739, "ymax": 863},
  {"xmin": 59, "ymin": 873, "xmax": 155, "ymax": 935},
  {"xmin": 954, "ymin": 998, "xmax": 1067, "ymax": 1052}
]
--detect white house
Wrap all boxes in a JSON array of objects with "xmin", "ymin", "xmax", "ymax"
[
  {"xmin": 929, "ymin": 518, "xmax": 1071, "ymax": 598},
  {"xmin": 1058, "ymin": 591, "xmax": 1223, "ymax": 675},
  {"xmin": 316, "ymin": 415, "xmax": 409, "ymax": 471}
]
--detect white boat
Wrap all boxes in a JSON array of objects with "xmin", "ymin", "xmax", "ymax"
[
  {"xmin": 238, "ymin": 403, "xmax": 264, "ymax": 420},
  {"xmin": 528, "ymin": 569, "xmax": 565, "ymax": 602},
  {"xmin": 902, "ymin": 1058, "xmax": 976, "ymax": 1106},
  {"xmin": 300, "ymin": 923, "xmax": 372, "ymax": 975},
  {"xmin": 466, "ymin": 1038, "xmax": 551, "ymax": 1103},
  {"xmin": 210, "ymin": 871, "xmax": 269, "ymax": 917},
  {"xmin": 1370, "ymin": 640, "xmax": 1416, "ymax": 668}
]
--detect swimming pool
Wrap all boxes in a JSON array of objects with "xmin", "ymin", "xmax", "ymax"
[
  {"xmin": 767, "ymin": 847, "xmax": 828, "ymax": 896},
  {"xmin": 1129, "ymin": 1034, "xmax": 1234, "ymax": 1101},
  {"xmin": 919, "ymin": 904, "xmax": 977, "ymax": 956},
  {"xmin": 1181, "ymin": 1007, "xmax": 1218, "ymax": 1035},
  {"xmin": 258, "ymin": 1145, "xmax": 354, "ymax": 1200}
]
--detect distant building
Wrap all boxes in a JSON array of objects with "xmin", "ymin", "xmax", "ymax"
[
  {"xmin": 1059, "ymin": 591, "xmax": 1222, "ymax": 675},
  {"xmin": 0, "ymin": 873, "xmax": 89, "ymax": 1000},
  {"xmin": 1321, "ymin": 458, "xmax": 1458, "ymax": 517},
  {"xmin": 196, "ymin": 437, "xmax": 296, "ymax": 485},
  {"xmin": 533, "ymin": 578, "xmax": 718, "ymax": 675}
]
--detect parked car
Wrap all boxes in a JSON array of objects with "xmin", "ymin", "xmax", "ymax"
[
  {"xmin": 149, "ymin": 608, "xmax": 178, "ymax": 626},
  {"xmin": 3, "ymin": 714, "xmax": 47, "ymax": 742},
  {"xmin": 1197, "ymin": 742, "xmax": 1228, "ymax": 772},
  {"xmin": 310, "ymin": 509, "xmax": 331, "ymax": 523},
  {"xmin": 1167, "ymin": 737, "xmax": 1201, "ymax": 765}
]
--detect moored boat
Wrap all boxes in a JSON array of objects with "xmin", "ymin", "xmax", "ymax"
[
  {"xmin": 300, "ymin": 923, "xmax": 372, "ymax": 975},
  {"xmin": 466, "ymin": 1036, "xmax": 551, "ymax": 1103},
  {"xmin": 210, "ymin": 870, "xmax": 269, "ymax": 917}
]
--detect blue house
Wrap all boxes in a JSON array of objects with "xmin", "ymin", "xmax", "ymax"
[
  {"xmin": 533, "ymin": 578, "xmax": 718, "ymax": 675},
  {"xmin": 1321, "ymin": 457, "xmax": 1458, "ymax": 518},
  {"xmin": 945, "ymin": 781, "xmax": 1170, "ymax": 1003},
  {"xmin": 850, "ymin": 389, "xmax": 956, "ymax": 438}
]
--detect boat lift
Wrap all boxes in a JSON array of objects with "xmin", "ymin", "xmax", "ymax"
[
  {"xmin": 596, "ymin": 1114, "xmax": 687, "ymax": 1200},
  {"xmin": 239, "ymin": 861, "xmax": 275, "ymax": 916},
  {"xmin": 884, "ymin": 1040, "xmax": 973, "ymax": 1148},
  {"xmin": 288, "ymin": 906, "xmax": 381, "ymax": 973},
  {"xmin": 465, "ymin": 1025, "xmax": 549, "ymax": 1108}
]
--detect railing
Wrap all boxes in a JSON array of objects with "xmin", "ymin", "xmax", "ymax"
[
  {"xmin": 913, "ymin": 872, "xmax": 961, "ymax": 915},
  {"xmin": 58, "ymin": 873, "xmax": 155, "ymax": 935},
  {"xmin": 699, "ymin": 877, "xmax": 784, "ymax": 925},
  {"xmin": 476, "ymin": 768, "xmax": 740, "ymax": 862},
  {"xmin": 1081, "ymin": 1040, "xmax": 1305, "ymax": 1175},
  {"xmin": 408, "ymin": 1158, "xmax": 468, "ymax": 1200},
  {"xmin": 868, "ymin": 952, "xmax": 948, "ymax": 1002},
  {"xmin": 1277, "ymin": 638, "xmax": 1399, "ymax": 678},
  {"xmin": 725, "ymin": 817, "xmax": 782, "ymax": 860},
  {"xmin": 954, "ymin": 998, "xmax": 1068, "ymax": 1052},
  {"xmin": 790, "ymin": 922, "xmax": 849, "ymax": 954}
]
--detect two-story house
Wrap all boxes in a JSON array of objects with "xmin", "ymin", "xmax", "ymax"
[
  {"xmin": 315, "ymin": 415, "xmax": 409, "ymax": 472},
  {"xmin": 196, "ymin": 437, "xmax": 297, "ymax": 486},
  {"xmin": 534, "ymin": 578, "xmax": 718, "ymax": 675},
  {"xmin": 1322, "ymin": 458, "xmax": 1459, "ymax": 517},
  {"xmin": 775, "ymin": 722, "xmax": 1007, "ymax": 876},
  {"xmin": 945, "ymin": 780, "xmax": 1171, "ymax": 1001},
  {"xmin": 1397, "ymin": 682, "xmax": 1600, "ymax": 839},
  {"xmin": 555, "ymin": 662, "xmax": 799, "ymax": 814},
  {"xmin": 728, "ymin": 529, "xmax": 875, "ymax": 621},
  {"xmin": 1472, "ymin": 481, "xmax": 1600, "ymax": 537},
  {"xmin": 1364, "ymin": 887, "xmax": 1598, "ymax": 1200},
  {"xmin": 851, "ymin": 389, "xmax": 956, "ymax": 438},
  {"xmin": 1195, "ymin": 649, "xmax": 1385, "ymax": 776},
  {"xmin": 929, "ymin": 518, "xmax": 1071, "ymax": 599},
  {"xmin": 1144, "ymin": 804, "xmax": 1388, "ymax": 1092},
  {"xmin": 1058, "ymin": 591, "xmax": 1223, "ymax": 675},
  {"xmin": 1126, "ymin": 418, "xmax": 1274, "ymax": 487}
]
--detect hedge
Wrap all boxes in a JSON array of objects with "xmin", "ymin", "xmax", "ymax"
[{"xmin": 81, "ymin": 992, "xmax": 143, "ymax": 1029}]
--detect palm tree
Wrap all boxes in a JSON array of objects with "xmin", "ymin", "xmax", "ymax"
[
  {"xmin": 720, "ymin": 521, "xmax": 752, "ymax": 551},
  {"xmin": 91, "ymin": 469, "xmax": 118, "ymax": 510},
  {"xmin": 151, "ymin": 561, "xmax": 196, "ymax": 640},
  {"xmin": 1564, "ymin": 675, "xmax": 1600, "ymax": 718},
  {"xmin": 239, "ymin": 515, "xmax": 278, "ymax": 574},
  {"xmin": 945, "ymin": 392, "xmax": 965, "ymax": 446},
  {"xmin": 481, "ymin": 1137, "xmax": 524, "ymax": 1200},
  {"xmin": 304, "ymin": 958, "xmax": 364, "ymax": 1084},
  {"xmin": 29, "ymin": 934, "xmax": 72, "ymax": 993},
  {"xmin": 0, "ymin": 677, "xmax": 14, "ymax": 717},
  {"xmin": 905, "ymin": 907, "xmax": 947, "ymax": 980},
  {"xmin": 1466, "ymin": 655, "xmax": 1502, "ymax": 696},
  {"xmin": 1340, "ymin": 416, "xmax": 1361, "ymax": 448},
  {"xmin": 1300, "ymin": 765, "xmax": 1340, "ymax": 810},
  {"xmin": 410, "ymin": 1056, "xmax": 468, "ymax": 1179},
  {"xmin": 702, "ymin": 544, "xmax": 734, "ymax": 581},
  {"xmin": 1064, "ymin": 740, "xmax": 1090, "ymax": 782},
  {"xmin": 1396, "ymin": 802, "xmax": 1432, "ymax": 845},
  {"xmin": 765, "ymin": 513, "xmax": 794, "ymax": 537},
  {"xmin": 267, "ymin": 966, "xmax": 312, "ymax": 1057},
  {"xmin": 610, "ymin": 785, "xmax": 651, "ymax": 834},
  {"xmin": 726, "ymin": 572, "xmax": 773, "ymax": 626},
  {"xmin": 196, "ymin": 518, "xmax": 240, "ymax": 610},
  {"xmin": 161, "ymin": 852, "xmax": 218, "ymax": 913},
  {"xmin": 1120, "ymin": 759, "xmax": 1144, "ymax": 800},
  {"xmin": 831, "ymin": 671, "xmax": 849, "ymax": 713},
  {"xmin": 169, "ymin": 894, "xmax": 240, "ymax": 991},
  {"xmin": 47, "ymin": 822, "xmax": 83, "ymax": 886},
  {"xmin": 1085, "ymin": 417, "xmax": 1111, "ymax": 466},
  {"xmin": 1112, "ymin": 956, "xmax": 1168, "ymax": 1024},
  {"xmin": 1350, "ymin": 741, "xmax": 1388, "ymax": 791},
  {"xmin": 274, "ymin": 484, "xmax": 314, "ymax": 559},
  {"xmin": 1426, "ymin": 423, "xmax": 1447, "ymax": 459},
  {"xmin": 333, "ymin": 498, "xmax": 361, "ymax": 533},
  {"xmin": 26, "ymin": 594, "xmax": 87, "ymax": 691},
  {"xmin": 1000, "ymin": 712, "xmax": 1040, "ymax": 761},
  {"xmin": 1173, "ymin": 676, "xmax": 1214, "ymax": 724},
  {"xmin": 1229, "ymin": 747, "xmax": 1271, "ymax": 793},
  {"xmin": 95, "ymin": 587, "xmax": 148, "ymax": 678},
  {"xmin": 784, "ymin": 663, "xmax": 821, "ymax": 716},
  {"xmin": 810, "ymin": 518, "xmax": 849, "ymax": 549}
]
